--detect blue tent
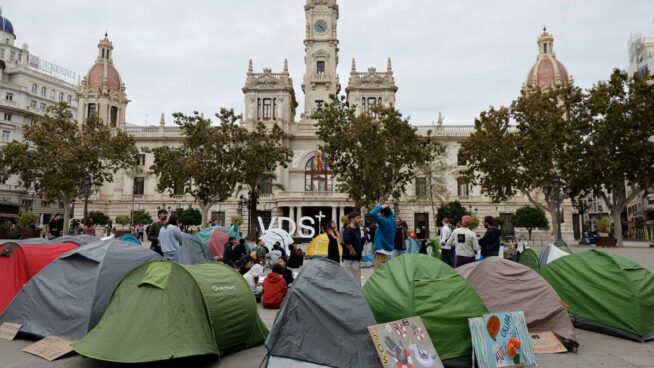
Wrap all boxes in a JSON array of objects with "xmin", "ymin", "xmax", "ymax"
[{"xmin": 118, "ymin": 234, "xmax": 141, "ymax": 246}]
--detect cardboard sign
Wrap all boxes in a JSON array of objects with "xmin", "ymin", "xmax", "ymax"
[
  {"xmin": 469, "ymin": 311, "xmax": 536, "ymax": 368},
  {"xmin": 529, "ymin": 331, "xmax": 567, "ymax": 354},
  {"xmin": 368, "ymin": 316, "xmax": 443, "ymax": 368},
  {"xmin": 0, "ymin": 322, "xmax": 22, "ymax": 340},
  {"xmin": 22, "ymin": 336, "xmax": 73, "ymax": 361}
]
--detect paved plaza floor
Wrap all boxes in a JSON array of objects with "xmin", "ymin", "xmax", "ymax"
[{"xmin": 1, "ymin": 242, "xmax": 653, "ymax": 367}]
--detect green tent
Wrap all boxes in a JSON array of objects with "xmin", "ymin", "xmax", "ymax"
[
  {"xmin": 540, "ymin": 250, "xmax": 654, "ymax": 342},
  {"xmin": 363, "ymin": 254, "xmax": 488, "ymax": 364},
  {"xmin": 73, "ymin": 261, "xmax": 268, "ymax": 363},
  {"xmin": 517, "ymin": 248, "xmax": 540, "ymax": 271}
]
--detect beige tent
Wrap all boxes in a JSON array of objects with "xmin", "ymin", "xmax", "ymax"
[{"xmin": 457, "ymin": 257, "xmax": 577, "ymax": 347}]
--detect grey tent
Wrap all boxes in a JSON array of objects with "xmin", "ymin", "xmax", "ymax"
[
  {"xmin": 179, "ymin": 233, "xmax": 212, "ymax": 265},
  {"xmin": 0, "ymin": 239, "xmax": 161, "ymax": 340},
  {"xmin": 265, "ymin": 258, "xmax": 380, "ymax": 368},
  {"xmin": 19, "ymin": 237, "xmax": 51, "ymax": 244},
  {"xmin": 56, "ymin": 234, "xmax": 99, "ymax": 246},
  {"xmin": 539, "ymin": 243, "xmax": 570, "ymax": 269},
  {"xmin": 457, "ymin": 257, "xmax": 577, "ymax": 347}
]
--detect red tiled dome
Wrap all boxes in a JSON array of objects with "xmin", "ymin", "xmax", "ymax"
[
  {"xmin": 86, "ymin": 62, "xmax": 121, "ymax": 92},
  {"xmin": 527, "ymin": 58, "xmax": 569, "ymax": 87}
]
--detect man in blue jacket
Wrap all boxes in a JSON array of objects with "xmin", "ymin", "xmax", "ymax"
[
  {"xmin": 370, "ymin": 204, "xmax": 396, "ymax": 269},
  {"xmin": 478, "ymin": 216, "xmax": 501, "ymax": 258}
]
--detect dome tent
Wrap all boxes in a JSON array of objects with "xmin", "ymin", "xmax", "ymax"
[
  {"xmin": 195, "ymin": 225, "xmax": 240, "ymax": 260},
  {"xmin": 517, "ymin": 248, "xmax": 540, "ymax": 271},
  {"xmin": 56, "ymin": 234, "xmax": 99, "ymax": 246},
  {"xmin": 73, "ymin": 261, "xmax": 268, "ymax": 363},
  {"xmin": 0, "ymin": 241, "xmax": 78, "ymax": 313},
  {"xmin": 179, "ymin": 233, "xmax": 212, "ymax": 265},
  {"xmin": 457, "ymin": 257, "xmax": 577, "ymax": 347},
  {"xmin": 0, "ymin": 239, "xmax": 160, "ymax": 340},
  {"xmin": 265, "ymin": 258, "xmax": 379, "ymax": 367},
  {"xmin": 363, "ymin": 254, "xmax": 488, "ymax": 366},
  {"xmin": 539, "ymin": 243, "xmax": 570, "ymax": 269},
  {"xmin": 540, "ymin": 250, "xmax": 654, "ymax": 342}
]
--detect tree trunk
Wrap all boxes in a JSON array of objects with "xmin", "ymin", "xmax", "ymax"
[
  {"xmin": 62, "ymin": 194, "xmax": 71, "ymax": 234},
  {"xmin": 248, "ymin": 190, "xmax": 260, "ymax": 241},
  {"xmin": 528, "ymin": 229, "xmax": 532, "ymax": 240},
  {"xmin": 199, "ymin": 202, "xmax": 211, "ymax": 228},
  {"xmin": 611, "ymin": 209, "xmax": 623, "ymax": 247}
]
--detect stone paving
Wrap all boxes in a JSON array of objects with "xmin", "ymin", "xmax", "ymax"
[{"xmin": 1, "ymin": 242, "xmax": 653, "ymax": 367}]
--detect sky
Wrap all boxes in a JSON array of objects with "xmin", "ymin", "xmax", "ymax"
[{"xmin": 5, "ymin": 0, "xmax": 653, "ymax": 125}]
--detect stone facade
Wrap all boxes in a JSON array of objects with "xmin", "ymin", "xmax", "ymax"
[
  {"xmin": 0, "ymin": 11, "xmax": 79, "ymax": 225},
  {"xmin": 73, "ymin": 0, "xmax": 577, "ymax": 244}
]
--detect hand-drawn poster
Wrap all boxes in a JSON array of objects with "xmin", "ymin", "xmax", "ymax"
[
  {"xmin": 468, "ymin": 311, "xmax": 536, "ymax": 368},
  {"xmin": 368, "ymin": 316, "xmax": 443, "ymax": 368}
]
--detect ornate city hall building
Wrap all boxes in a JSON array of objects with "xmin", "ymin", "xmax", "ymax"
[{"xmin": 72, "ymin": 0, "xmax": 577, "ymax": 242}]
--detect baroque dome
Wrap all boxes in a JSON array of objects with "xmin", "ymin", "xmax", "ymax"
[
  {"xmin": 86, "ymin": 63, "xmax": 122, "ymax": 91},
  {"xmin": 526, "ymin": 28, "xmax": 570, "ymax": 87}
]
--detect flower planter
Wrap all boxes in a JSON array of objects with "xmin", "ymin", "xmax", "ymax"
[{"xmin": 20, "ymin": 229, "xmax": 43, "ymax": 239}]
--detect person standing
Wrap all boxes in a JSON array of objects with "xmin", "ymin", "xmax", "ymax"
[
  {"xmin": 147, "ymin": 209, "xmax": 168, "ymax": 256},
  {"xmin": 325, "ymin": 221, "xmax": 340, "ymax": 264},
  {"xmin": 159, "ymin": 213, "xmax": 182, "ymax": 262},
  {"xmin": 445, "ymin": 215, "xmax": 480, "ymax": 267},
  {"xmin": 48, "ymin": 214, "xmax": 64, "ymax": 239},
  {"xmin": 136, "ymin": 223, "xmax": 144, "ymax": 241},
  {"xmin": 83, "ymin": 219, "xmax": 96, "ymax": 236},
  {"xmin": 393, "ymin": 218, "xmax": 408, "ymax": 258},
  {"xmin": 478, "ymin": 216, "xmax": 501, "ymax": 258},
  {"xmin": 370, "ymin": 204, "xmax": 396, "ymax": 269},
  {"xmin": 342, "ymin": 211, "xmax": 364, "ymax": 286},
  {"xmin": 440, "ymin": 218, "xmax": 454, "ymax": 267}
]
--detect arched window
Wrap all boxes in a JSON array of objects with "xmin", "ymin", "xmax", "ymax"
[
  {"xmin": 110, "ymin": 106, "xmax": 118, "ymax": 127},
  {"xmin": 31, "ymin": 83, "xmax": 37, "ymax": 94},
  {"xmin": 305, "ymin": 154, "xmax": 333, "ymax": 192}
]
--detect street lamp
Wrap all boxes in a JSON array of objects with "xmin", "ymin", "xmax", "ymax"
[{"xmin": 543, "ymin": 176, "xmax": 568, "ymax": 247}]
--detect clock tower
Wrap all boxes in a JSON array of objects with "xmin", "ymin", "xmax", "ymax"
[{"xmin": 302, "ymin": 0, "xmax": 340, "ymax": 120}]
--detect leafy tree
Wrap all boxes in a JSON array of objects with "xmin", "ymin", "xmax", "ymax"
[
  {"xmin": 19, "ymin": 212, "xmax": 39, "ymax": 229},
  {"xmin": 436, "ymin": 201, "xmax": 468, "ymax": 227},
  {"xmin": 460, "ymin": 84, "xmax": 585, "ymax": 242},
  {"xmin": 0, "ymin": 103, "xmax": 138, "ymax": 232},
  {"xmin": 175, "ymin": 207, "xmax": 202, "ymax": 226},
  {"xmin": 89, "ymin": 211, "xmax": 109, "ymax": 226},
  {"xmin": 131, "ymin": 209, "xmax": 152, "ymax": 226},
  {"xmin": 115, "ymin": 215, "xmax": 130, "ymax": 229},
  {"xmin": 236, "ymin": 120, "xmax": 293, "ymax": 239},
  {"xmin": 512, "ymin": 205, "xmax": 548, "ymax": 240},
  {"xmin": 315, "ymin": 96, "xmax": 440, "ymax": 208},
  {"xmin": 575, "ymin": 70, "xmax": 654, "ymax": 246},
  {"xmin": 150, "ymin": 109, "xmax": 243, "ymax": 227}
]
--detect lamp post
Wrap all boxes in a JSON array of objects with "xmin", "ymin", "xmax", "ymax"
[{"xmin": 543, "ymin": 176, "xmax": 568, "ymax": 247}]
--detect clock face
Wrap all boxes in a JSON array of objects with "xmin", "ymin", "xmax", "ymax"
[{"xmin": 314, "ymin": 19, "xmax": 328, "ymax": 34}]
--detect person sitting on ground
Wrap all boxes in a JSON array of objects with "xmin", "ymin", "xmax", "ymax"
[
  {"xmin": 266, "ymin": 242, "xmax": 283, "ymax": 267},
  {"xmin": 278, "ymin": 256, "xmax": 294, "ymax": 286},
  {"xmin": 239, "ymin": 238, "xmax": 250, "ymax": 253},
  {"xmin": 229, "ymin": 238, "xmax": 247, "ymax": 267},
  {"xmin": 445, "ymin": 215, "xmax": 480, "ymax": 267},
  {"xmin": 239, "ymin": 255, "xmax": 255, "ymax": 275},
  {"xmin": 223, "ymin": 236, "xmax": 236, "ymax": 267},
  {"xmin": 250, "ymin": 239, "xmax": 267, "ymax": 264},
  {"xmin": 287, "ymin": 243, "xmax": 304, "ymax": 268},
  {"xmin": 243, "ymin": 263, "xmax": 265, "ymax": 302},
  {"xmin": 262, "ymin": 264, "xmax": 288, "ymax": 309},
  {"xmin": 83, "ymin": 218, "xmax": 96, "ymax": 236}
]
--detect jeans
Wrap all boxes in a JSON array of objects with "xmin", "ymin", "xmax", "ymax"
[
  {"xmin": 163, "ymin": 251, "xmax": 180, "ymax": 263},
  {"xmin": 392, "ymin": 249, "xmax": 406, "ymax": 258},
  {"xmin": 343, "ymin": 260, "xmax": 361, "ymax": 286}
]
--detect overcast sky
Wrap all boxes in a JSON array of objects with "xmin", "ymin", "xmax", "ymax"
[{"xmin": 6, "ymin": 0, "xmax": 654, "ymax": 125}]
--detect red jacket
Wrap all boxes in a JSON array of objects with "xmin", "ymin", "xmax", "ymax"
[{"xmin": 262, "ymin": 272, "xmax": 288, "ymax": 309}]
